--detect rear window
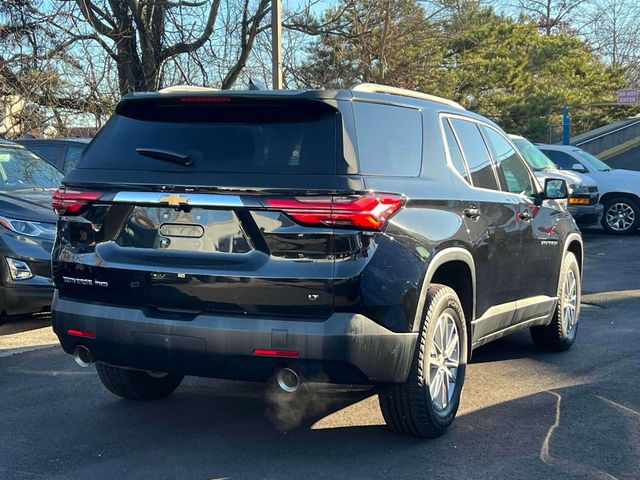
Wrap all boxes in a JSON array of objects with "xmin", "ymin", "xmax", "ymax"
[
  {"xmin": 80, "ymin": 99, "xmax": 340, "ymax": 174},
  {"xmin": 353, "ymin": 102, "xmax": 422, "ymax": 176},
  {"xmin": 449, "ymin": 118, "xmax": 499, "ymax": 191},
  {"xmin": 26, "ymin": 145, "xmax": 59, "ymax": 162}
]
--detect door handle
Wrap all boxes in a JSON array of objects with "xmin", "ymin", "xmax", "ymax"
[
  {"xmin": 518, "ymin": 210, "xmax": 532, "ymax": 221},
  {"xmin": 464, "ymin": 207, "xmax": 481, "ymax": 219}
]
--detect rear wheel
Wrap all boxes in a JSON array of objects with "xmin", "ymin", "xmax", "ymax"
[
  {"xmin": 379, "ymin": 284, "xmax": 467, "ymax": 438},
  {"xmin": 95, "ymin": 362, "xmax": 184, "ymax": 400},
  {"xmin": 531, "ymin": 252, "xmax": 581, "ymax": 351},
  {"xmin": 601, "ymin": 197, "xmax": 639, "ymax": 235}
]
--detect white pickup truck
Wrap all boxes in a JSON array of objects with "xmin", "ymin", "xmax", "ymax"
[
  {"xmin": 509, "ymin": 135, "xmax": 603, "ymax": 228},
  {"xmin": 538, "ymin": 144, "xmax": 640, "ymax": 235}
]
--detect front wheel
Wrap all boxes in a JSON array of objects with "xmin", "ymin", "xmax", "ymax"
[
  {"xmin": 601, "ymin": 197, "xmax": 639, "ymax": 235},
  {"xmin": 531, "ymin": 252, "xmax": 581, "ymax": 351},
  {"xmin": 379, "ymin": 284, "xmax": 468, "ymax": 438},
  {"xmin": 96, "ymin": 362, "xmax": 184, "ymax": 400}
]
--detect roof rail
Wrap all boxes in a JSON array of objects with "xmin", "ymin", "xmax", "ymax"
[
  {"xmin": 158, "ymin": 85, "xmax": 220, "ymax": 93},
  {"xmin": 351, "ymin": 83, "xmax": 465, "ymax": 110}
]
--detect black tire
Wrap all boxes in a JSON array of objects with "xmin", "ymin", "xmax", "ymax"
[
  {"xmin": 95, "ymin": 362, "xmax": 184, "ymax": 401},
  {"xmin": 531, "ymin": 252, "xmax": 581, "ymax": 351},
  {"xmin": 379, "ymin": 284, "xmax": 467, "ymax": 438},
  {"xmin": 601, "ymin": 197, "xmax": 640, "ymax": 235}
]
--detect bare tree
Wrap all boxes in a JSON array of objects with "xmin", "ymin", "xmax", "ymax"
[
  {"xmin": 71, "ymin": 0, "xmax": 271, "ymax": 93},
  {"xmin": 515, "ymin": 0, "xmax": 590, "ymax": 35},
  {"xmin": 584, "ymin": 0, "xmax": 640, "ymax": 85},
  {"xmin": 0, "ymin": 0, "xmax": 114, "ymax": 137}
]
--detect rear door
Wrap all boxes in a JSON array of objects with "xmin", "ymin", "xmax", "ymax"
[{"xmin": 53, "ymin": 96, "xmax": 361, "ymax": 319}]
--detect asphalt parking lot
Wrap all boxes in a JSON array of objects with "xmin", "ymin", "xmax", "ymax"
[{"xmin": 1, "ymin": 228, "xmax": 638, "ymax": 480}]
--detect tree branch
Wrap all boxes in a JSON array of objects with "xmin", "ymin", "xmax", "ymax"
[
  {"xmin": 75, "ymin": 0, "xmax": 117, "ymax": 38},
  {"xmin": 161, "ymin": 0, "xmax": 221, "ymax": 60}
]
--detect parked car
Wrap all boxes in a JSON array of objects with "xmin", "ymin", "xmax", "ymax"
[
  {"xmin": 539, "ymin": 144, "xmax": 640, "ymax": 234},
  {"xmin": 15, "ymin": 138, "xmax": 90, "ymax": 173},
  {"xmin": 51, "ymin": 84, "xmax": 583, "ymax": 438},
  {"xmin": 0, "ymin": 140, "xmax": 62, "ymax": 319},
  {"xmin": 509, "ymin": 135, "xmax": 602, "ymax": 226}
]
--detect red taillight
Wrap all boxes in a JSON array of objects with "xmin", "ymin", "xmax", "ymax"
[
  {"xmin": 67, "ymin": 329, "xmax": 96, "ymax": 339},
  {"xmin": 263, "ymin": 193, "xmax": 405, "ymax": 230},
  {"xmin": 252, "ymin": 349, "xmax": 299, "ymax": 357},
  {"xmin": 52, "ymin": 189, "xmax": 102, "ymax": 215}
]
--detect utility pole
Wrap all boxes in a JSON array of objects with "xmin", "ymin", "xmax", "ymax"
[
  {"xmin": 271, "ymin": 0, "xmax": 282, "ymax": 90},
  {"xmin": 562, "ymin": 105, "xmax": 571, "ymax": 145}
]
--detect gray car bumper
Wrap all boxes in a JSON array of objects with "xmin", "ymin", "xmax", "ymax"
[
  {"xmin": 52, "ymin": 292, "xmax": 417, "ymax": 384},
  {"xmin": 568, "ymin": 203, "xmax": 603, "ymax": 225}
]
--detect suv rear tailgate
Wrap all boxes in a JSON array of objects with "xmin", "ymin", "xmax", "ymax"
[{"xmin": 54, "ymin": 95, "xmax": 364, "ymax": 319}]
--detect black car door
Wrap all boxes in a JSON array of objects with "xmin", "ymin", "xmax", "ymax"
[
  {"xmin": 481, "ymin": 126, "xmax": 560, "ymax": 321},
  {"xmin": 445, "ymin": 117, "xmax": 525, "ymax": 336}
]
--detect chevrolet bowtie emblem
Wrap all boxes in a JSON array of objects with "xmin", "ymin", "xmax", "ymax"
[{"xmin": 159, "ymin": 194, "xmax": 190, "ymax": 206}]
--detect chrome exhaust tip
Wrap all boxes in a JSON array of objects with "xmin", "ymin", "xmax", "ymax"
[
  {"xmin": 275, "ymin": 367, "xmax": 300, "ymax": 393},
  {"xmin": 73, "ymin": 345, "xmax": 93, "ymax": 368}
]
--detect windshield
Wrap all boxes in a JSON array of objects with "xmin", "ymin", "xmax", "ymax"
[
  {"xmin": 0, "ymin": 146, "xmax": 63, "ymax": 192},
  {"xmin": 512, "ymin": 138, "xmax": 557, "ymax": 170},
  {"xmin": 575, "ymin": 150, "xmax": 611, "ymax": 172}
]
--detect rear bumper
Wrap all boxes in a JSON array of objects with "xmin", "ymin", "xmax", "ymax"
[
  {"xmin": 568, "ymin": 203, "xmax": 603, "ymax": 225},
  {"xmin": 51, "ymin": 293, "xmax": 417, "ymax": 384}
]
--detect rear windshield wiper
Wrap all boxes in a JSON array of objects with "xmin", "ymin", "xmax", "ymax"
[{"xmin": 136, "ymin": 148, "xmax": 192, "ymax": 166}]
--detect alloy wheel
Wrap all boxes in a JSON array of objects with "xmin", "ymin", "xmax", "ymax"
[
  {"xmin": 562, "ymin": 269, "xmax": 578, "ymax": 336},
  {"xmin": 427, "ymin": 311, "xmax": 460, "ymax": 411},
  {"xmin": 605, "ymin": 202, "xmax": 635, "ymax": 232}
]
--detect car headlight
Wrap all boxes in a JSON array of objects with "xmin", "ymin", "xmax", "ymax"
[
  {"xmin": 0, "ymin": 216, "xmax": 56, "ymax": 238},
  {"xmin": 568, "ymin": 184, "xmax": 590, "ymax": 195}
]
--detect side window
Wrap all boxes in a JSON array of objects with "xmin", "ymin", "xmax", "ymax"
[
  {"xmin": 542, "ymin": 149, "xmax": 577, "ymax": 170},
  {"xmin": 442, "ymin": 119, "xmax": 470, "ymax": 183},
  {"xmin": 482, "ymin": 127, "xmax": 535, "ymax": 196},
  {"xmin": 353, "ymin": 102, "xmax": 422, "ymax": 176},
  {"xmin": 449, "ymin": 118, "xmax": 499, "ymax": 190},
  {"xmin": 63, "ymin": 146, "xmax": 85, "ymax": 172},
  {"xmin": 27, "ymin": 145, "xmax": 59, "ymax": 163}
]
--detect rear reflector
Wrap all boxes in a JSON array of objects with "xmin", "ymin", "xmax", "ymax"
[
  {"xmin": 52, "ymin": 189, "xmax": 103, "ymax": 215},
  {"xmin": 67, "ymin": 329, "xmax": 96, "ymax": 339},
  {"xmin": 262, "ymin": 193, "xmax": 405, "ymax": 230},
  {"xmin": 252, "ymin": 349, "xmax": 299, "ymax": 357}
]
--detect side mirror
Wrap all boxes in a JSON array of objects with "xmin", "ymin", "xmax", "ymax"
[
  {"xmin": 572, "ymin": 163, "xmax": 588, "ymax": 173},
  {"xmin": 544, "ymin": 178, "xmax": 568, "ymax": 200}
]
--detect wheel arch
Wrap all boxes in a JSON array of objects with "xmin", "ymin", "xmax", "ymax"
[
  {"xmin": 599, "ymin": 191, "xmax": 640, "ymax": 206},
  {"xmin": 563, "ymin": 233, "xmax": 583, "ymax": 275},
  {"xmin": 414, "ymin": 248, "xmax": 476, "ymax": 339}
]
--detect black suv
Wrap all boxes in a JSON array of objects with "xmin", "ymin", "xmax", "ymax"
[{"xmin": 51, "ymin": 84, "xmax": 583, "ymax": 438}]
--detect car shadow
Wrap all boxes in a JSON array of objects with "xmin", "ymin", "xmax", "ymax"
[
  {"xmin": 4, "ymin": 364, "xmax": 637, "ymax": 479},
  {"xmin": 580, "ymin": 225, "xmax": 640, "ymax": 237},
  {"xmin": 1, "ymin": 335, "xmax": 638, "ymax": 479},
  {"xmin": 0, "ymin": 312, "xmax": 51, "ymax": 335},
  {"xmin": 469, "ymin": 329, "xmax": 540, "ymax": 364}
]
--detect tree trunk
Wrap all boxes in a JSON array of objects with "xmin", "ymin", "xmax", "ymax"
[{"xmin": 116, "ymin": 37, "xmax": 145, "ymax": 93}]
